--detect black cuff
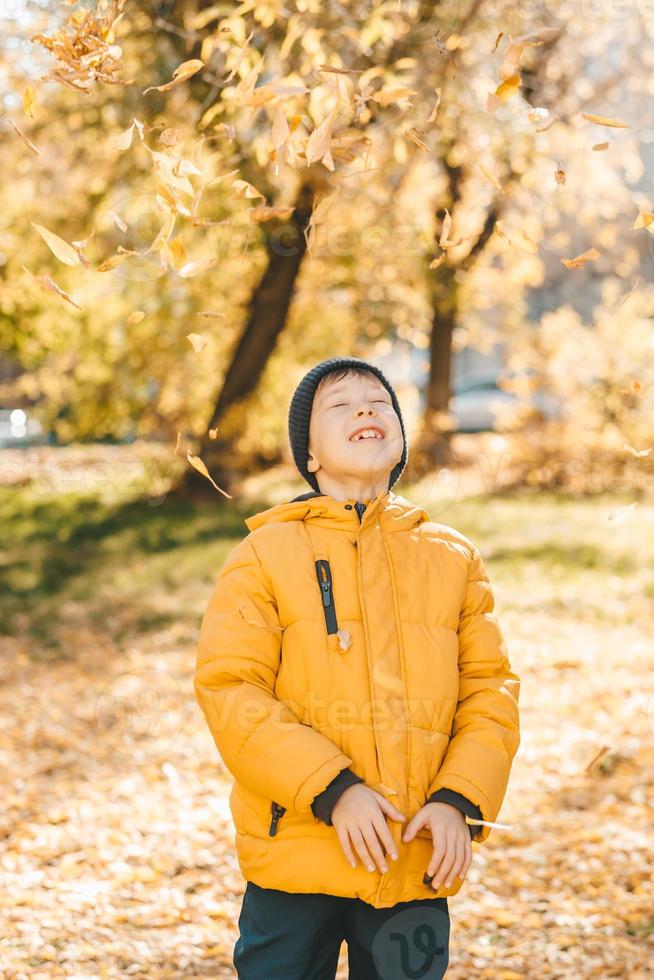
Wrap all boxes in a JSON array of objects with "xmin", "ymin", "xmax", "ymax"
[
  {"xmin": 311, "ymin": 768, "xmax": 365, "ymax": 825},
  {"xmin": 427, "ymin": 788, "xmax": 484, "ymax": 841}
]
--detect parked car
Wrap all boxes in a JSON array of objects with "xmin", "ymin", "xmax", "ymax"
[
  {"xmin": 449, "ymin": 377, "xmax": 562, "ymax": 432},
  {"xmin": 0, "ymin": 408, "xmax": 49, "ymax": 448}
]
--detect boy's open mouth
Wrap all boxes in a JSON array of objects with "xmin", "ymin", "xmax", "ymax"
[{"xmin": 348, "ymin": 425, "xmax": 386, "ymax": 442}]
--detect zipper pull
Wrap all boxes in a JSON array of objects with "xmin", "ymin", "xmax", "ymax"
[
  {"xmin": 269, "ymin": 801, "xmax": 286, "ymax": 836},
  {"xmin": 318, "ymin": 561, "xmax": 332, "ymax": 607}
]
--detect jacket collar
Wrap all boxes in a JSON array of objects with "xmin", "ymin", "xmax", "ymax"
[{"xmin": 244, "ymin": 488, "xmax": 430, "ymax": 533}]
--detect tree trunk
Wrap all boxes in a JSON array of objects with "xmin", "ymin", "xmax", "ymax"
[{"xmin": 173, "ymin": 180, "xmax": 315, "ymax": 499}]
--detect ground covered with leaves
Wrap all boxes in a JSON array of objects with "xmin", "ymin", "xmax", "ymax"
[{"xmin": 1, "ymin": 453, "xmax": 652, "ymax": 977}]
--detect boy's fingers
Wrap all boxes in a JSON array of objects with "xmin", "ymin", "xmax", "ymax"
[
  {"xmin": 350, "ymin": 827, "xmax": 376, "ymax": 873},
  {"xmin": 440, "ymin": 837, "xmax": 463, "ymax": 889},
  {"xmin": 426, "ymin": 835, "xmax": 449, "ymax": 879},
  {"xmin": 336, "ymin": 825, "xmax": 357, "ymax": 869},
  {"xmin": 376, "ymin": 796, "xmax": 406, "ymax": 823},
  {"xmin": 361, "ymin": 823, "xmax": 389, "ymax": 873},
  {"xmin": 402, "ymin": 812, "xmax": 424, "ymax": 842},
  {"xmin": 372, "ymin": 812, "xmax": 398, "ymax": 861}
]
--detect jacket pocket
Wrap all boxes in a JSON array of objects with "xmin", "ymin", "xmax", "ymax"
[
  {"xmin": 315, "ymin": 559, "xmax": 338, "ymax": 635},
  {"xmin": 269, "ymin": 801, "xmax": 287, "ymax": 836}
]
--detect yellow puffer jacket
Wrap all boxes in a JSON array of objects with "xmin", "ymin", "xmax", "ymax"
[{"xmin": 194, "ymin": 489, "xmax": 520, "ymax": 908}]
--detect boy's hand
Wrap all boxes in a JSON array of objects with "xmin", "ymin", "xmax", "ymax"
[
  {"xmin": 332, "ymin": 784, "xmax": 405, "ymax": 873},
  {"xmin": 402, "ymin": 802, "xmax": 473, "ymax": 889}
]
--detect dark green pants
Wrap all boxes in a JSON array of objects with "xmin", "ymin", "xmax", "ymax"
[{"xmin": 234, "ymin": 881, "xmax": 450, "ymax": 979}]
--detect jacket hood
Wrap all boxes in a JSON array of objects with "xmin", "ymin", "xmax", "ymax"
[{"xmin": 244, "ymin": 488, "xmax": 431, "ymax": 534}]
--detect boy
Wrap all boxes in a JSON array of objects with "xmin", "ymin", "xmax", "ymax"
[{"xmin": 194, "ymin": 356, "xmax": 521, "ymax": 979}]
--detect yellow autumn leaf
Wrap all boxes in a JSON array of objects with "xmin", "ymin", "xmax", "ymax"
[
  {"xmin": 249, "ymin": 205, "xmax": 294, "ymax": 224},
  {"xmin": 632, "ymin": 211, "xmax": 654, "ymax": 231},
  {"xmin": 186, "ymin": 452, "xmax": 232, "ymax": 498},
  {"xmin": 271, "ymin": 105, "xmax": 291, "ymax": 150},
  {"xmin": 560, "ymin": 247, "xmax": 600, "ymax": 269},
  {"xmin": 21, "ymin": 264, "xmax": 82, "ymax": 309},
  {"xmin": 126, "ymin": 311, "xmax": 146, "ymax": 325},
  {"xmin": 196, "ymin": 311, "xmax": 226, "ymax": 318},
  {"xmin": 31, "ymin": 222, "xmax": 81, "ymax": 266},
  {"xmin": 495, "ymin": 73, "xmax": 521, "ymax": 101},
  {"xmin": 178, "ymin": 257, "xmax": 218, "ymax": 278},
  {"xmin": 623, "ymin": 442, "xmax": 651, "ymax": 458},
  {"xmin": 371, "ymin": 87, "xmax": 419, "ymax": 107},
  {"xmin": 582, "ymin": 112, "xmax": 630, "ymax": 128},
  {"xmin": 478, "ymin": 164, "xmax": 504, "ymax": 191},
  {"xmin": 231, "ymin": 178, "xmax": 265, "ymax": 200},
  {"xmin": 9, "ymin": 119, "xmax": 41, "ymax": 155},
  {"xmin": 108, "ymin": 123, "xmax": 135, "ymax": 152},
  {"xmin": 96, "ymin": 249, "xmax": 137, "ymax": 272},
  {"xmin": 143, "ymin": 59, "xmax": 204, "ymax": 95},
  {"xmin": 23, "ymin": 85, "xmax": 36, "ymax": 118},
  {"xmin": 187, "ymin": 333, "xmax": 209, "ymax": 352},
  {"xmin": 592, "ymin": 142, "xmax": 609, "ymax": 151},
  {"xmin": 406, "ymin": 128, "xmax": 428, "ymax": 150},
  {"xmin": 428, "ymin": 253, "xmax": 446, "ymax": 270},
  {"xmin": 305, "ymin": 103, "xmax": 340, "ymax": 166}
]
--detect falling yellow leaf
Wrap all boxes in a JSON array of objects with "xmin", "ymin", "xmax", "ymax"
[
  {"xmin": 31, "ymin": 223, "xmax": 81, "ymax": 266},
  {"xmin": 126, "ymin": 311, "xmax": 145, "ymax": 325},
  {"xmin": 96, "ymin": 249, "xmax": 137, "ymax": 272},
  {"xmin": 108, "ymin": 123, "xmax": 135, "ymax": 152},
  {"xmin": 426, "ymin": 87, "xmax": 441, "ymax": 124},
  {"xmin": 196, "ymin": 311, "xmax": 225, "ymax": 318},
  {"xmin": 623, "ymin": 443, "xmax": 651, "ymax": 458},
  {"xmin": 428, "ymin": 253, "xmax": 446, "ymax": 270},
  {"xmin": 337, "ymin": 628, "xmax": 352, "ymax": 651},
  {"xmin": 231, "ymin": 178, "xmax": 265, "ymax": 199},
  {"xmin": 208, "ymin": 428, "xmax": 219, "ymax": 439},
  {"xmin": 495, "ymin": 73, "xmax": 521, "ymax": 102},
  {"xmin": 582, "ymin": 112, "xmax": 630, "ymax": 129},
  {"xmin": 478, "ymin": 164, "xmax": 504, "ymax": 192},
  {"xmin": 21, "ymin": 264, "xmax": 82, "ymax": 309},
  {"xmin": 406, "ymin": 128, "xmax": 428, "ymax": 150},
  {"xmin": 592, "ymin": 142, "xmax": 609, "ymax": 151},
  {"xmin": 494, "ymin": 221, "xmax": 538, "ymax": 252},
  {"xmin": 632, "ymin": 211, "xmax": 654, "ymax": 231},
  {"xmin": 554, "ymin": 162, "xmax": 566, "ymax": 186},
  {"xmin": 173, "ymin": 431, "xmax": 183, "ymax": 455},
  {"xmin": 371, "ymin": 87, "xmax": 418, "ymax": 107},
  {"xmin": 143, "ymin": 59, "xmax": 204, "ymax": 95},
  {"xmin": 492, "ymin": 31, "xmax": 504, "ymax": 52},
  {"xmin": 23, "ymin": 85, "xmax": 36, "ymax": 118},
  {"xmin": 305, "ymin": 103, "xmax": 340, "ymax": 167},
  {"xmin": 9, "ymin": 119, "xmax": 41, "ymax": 155},
  {"xmin": 249, "ymin": 204, "xmax": 294, "ymax": 223},
  {"xmin": 186, "ymin": 452, "xmax": 232, "ymax": 498},
  {"xmin": 271, "ymin": 105, "xmax": 291, "ymax": 151},
  {"xmin": 607, "ymin": 502, "xmax": 637, "ymax": 523},
  {"xmin": 187, "ymin": 333, "xmax": 209, "ymax": 352},
  {"xmin": 178, "ymin": 257, "xmax": 218, "ymax": 278},
  {"xmin": 560, "ymin": 247, "xmax": 600, "ymax": 269}
]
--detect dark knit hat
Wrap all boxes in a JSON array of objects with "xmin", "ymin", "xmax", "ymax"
[{"xmin": 288, "ymin": 356, "xmax": 408, "ymax": 493}]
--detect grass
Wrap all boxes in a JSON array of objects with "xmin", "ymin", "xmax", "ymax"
[{"xmin": 1, "ymin": 475, "xmax": 652, "ymax": 653}]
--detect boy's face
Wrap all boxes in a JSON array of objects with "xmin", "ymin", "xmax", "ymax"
[{"xmin": 306, "ymin": 371, "xmax": 404, "ymax": 499}]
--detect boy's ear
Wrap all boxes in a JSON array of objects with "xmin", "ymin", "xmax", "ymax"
[{"xmin": 307, "ymin": 452, "xmax": 319, "ymax": 474}]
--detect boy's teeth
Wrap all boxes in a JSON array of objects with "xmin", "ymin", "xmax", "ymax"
[{"xmin": 352, "ymin": 429, "xmax": 382, "ymax": 440}]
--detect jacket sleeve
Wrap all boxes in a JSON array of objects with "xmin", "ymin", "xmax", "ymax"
[
  {"xmin": 194, "ymin": 534, "xmax": 355, "ymax": 814},
  {"xmin": 427, "ymin": 788, "xmax": 484, "ymax": 841},
  {"xmin": 426, "ymin": 541, "xmax": 520, "ymax": 844},
  {"xmin": 311, "ymin": 767, "xmax": 365, "ymax": 825}
]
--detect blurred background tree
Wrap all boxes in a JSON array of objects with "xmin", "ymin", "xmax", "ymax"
[{"xmin": 1, "ymin": 0, "xmax": 652, "ymax": 498}]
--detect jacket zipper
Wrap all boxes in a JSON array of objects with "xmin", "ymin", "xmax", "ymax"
[
  {"xmin": 269, "ymin": 801, "xmax": 286, "ymax": 836},
  {"xmin": 354, "ymin": 501, "xmax": 367, "ymax": 523},
  {"xmin": 315, "ymin": 559, "xmax": 338, "ymax": 634}
]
